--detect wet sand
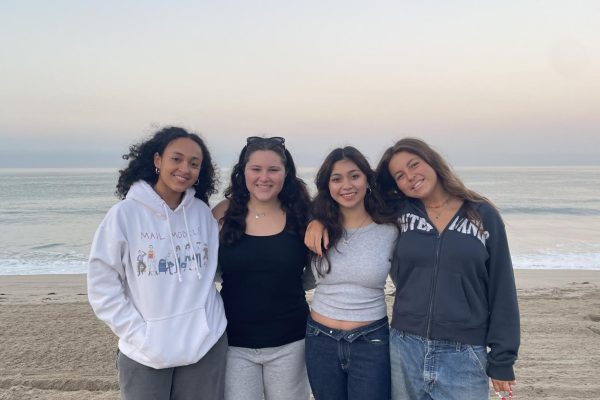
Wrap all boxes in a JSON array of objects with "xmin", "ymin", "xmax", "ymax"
[{"xmin": 1, "ymin": 270, "xmax": 599, "ymax": 399}]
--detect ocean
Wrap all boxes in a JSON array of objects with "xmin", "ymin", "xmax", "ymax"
[{"xmin": 1, "ymin": 166, "xmax": 599, "ymax": 275}]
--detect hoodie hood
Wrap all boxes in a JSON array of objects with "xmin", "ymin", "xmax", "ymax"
[
  {"xmin": 87, "ymin": 180, "xmax": 226, "ymax": 369},
  {"xmin": 126, "ymin": 180, "xmax": 196, "ymax": 216}
]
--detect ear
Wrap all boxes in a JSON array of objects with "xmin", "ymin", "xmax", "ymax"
[{"xmin": 154, "ymin": 152, "xmax": 162, "ymax": 170}]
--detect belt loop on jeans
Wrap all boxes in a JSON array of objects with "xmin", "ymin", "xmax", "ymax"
[{"xmin": 455, "ymin": 342, "xmax": 461, "ymax": 352}]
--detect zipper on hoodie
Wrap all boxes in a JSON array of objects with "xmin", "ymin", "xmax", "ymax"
[
  {"xmin": 416, "ymin": 200, "xmax": 465, "ymax": 339},
  {"xmin": 425, "ymin": 231, "xmax": 443, "ymax": 339}
]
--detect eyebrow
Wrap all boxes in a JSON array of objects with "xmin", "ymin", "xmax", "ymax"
[
  {"xmin": 331, "ymin": 169, "xmax": 361, "ymax": 176},
  {"xmin": 247, "ymin": 164, "xmax": 282, "ymax": 168},
  {"xmin": 398, "ymin": 157, "xmax": 418, "ymax": 168},
  {"xmin": 171, "ymin": 151, "xmax": 201, "ymax": 160}
]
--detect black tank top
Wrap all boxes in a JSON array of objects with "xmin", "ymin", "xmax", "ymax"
[{"xmin": 218, "ymin": 228, "xmax": 309, "ymax": 348}]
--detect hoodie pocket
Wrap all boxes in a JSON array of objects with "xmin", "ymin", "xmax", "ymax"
[
  {"xmin": 433, "ymin": 272, "xmax": 472, "ymax": 323},
  {"xmin": 393, "ymin": 267, "xmax": 431, "ymax": 318},
  {"xmin": 139, "ymin": 307, "xmax": 210, "ymax": 367}
]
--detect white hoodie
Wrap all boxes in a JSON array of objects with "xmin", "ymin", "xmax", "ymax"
[{"xmin": 87, "ymin": 181, "xmax": 226, "ymax": 369}]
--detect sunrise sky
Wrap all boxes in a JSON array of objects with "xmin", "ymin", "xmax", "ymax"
[{"xmin": 1, "ymin": 0, "xmax": 598, "ymax": 167}]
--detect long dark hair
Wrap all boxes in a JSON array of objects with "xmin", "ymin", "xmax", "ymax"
[
  {"xmin": 375, "ymin": 137, "xmax": 492, "ymax": 226},
  {"xmin": 219, "ymin": 139, "xmax": 311, "ymax": 246},
  {"xmin": 116, "ymin": 126, "xmax": 218, "ymax": 205},
  {"xmin": 311, "ymin": 146, "xmax": 396, "ymax": 276}
]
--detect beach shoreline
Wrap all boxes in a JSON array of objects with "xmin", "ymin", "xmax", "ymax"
[{"xmin": 1, "ymin": 270, "xmax": 599, "ymax": 399}]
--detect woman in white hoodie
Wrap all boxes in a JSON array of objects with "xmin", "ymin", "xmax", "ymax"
[{"xmin": 88, "ymin": 127, "xmax": 227, "ymax": 400}]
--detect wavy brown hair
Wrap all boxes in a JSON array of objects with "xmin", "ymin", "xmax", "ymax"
[{"xmin": 375, "ymin": 137, "xmax": 492, "ymax": 228}]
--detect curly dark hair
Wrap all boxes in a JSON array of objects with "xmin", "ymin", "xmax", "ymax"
[
  {"xmin": 219, "ymin": 139, "xmax": 311, "ymax": 246},
  {"xmin": 311, "ymin": 146, "xmax": 397, "ymax": 276},
  {"xmin": 116, "ymin": 126, "xmax": 218, "ymax": 205},
  {"xmin": 375, "ymin": 137, "xmax": 492, "ymax": 228}
]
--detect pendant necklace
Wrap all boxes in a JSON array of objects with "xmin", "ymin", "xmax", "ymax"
[
  {"xmin": 425, "ymin": 196, "xmax": 450, "ymax": 220},
  {"xmin": 342, "ymin": 215, "xmax": 369, "ymax": 245},
  {"xmin": 253, "ymin": 211, "xmax": 267, "ymax": 219}
]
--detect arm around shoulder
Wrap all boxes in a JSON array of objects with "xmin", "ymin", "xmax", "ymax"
[{"xmin": 212, "ymin": 199, "xmax": 230, "ymax": 228}]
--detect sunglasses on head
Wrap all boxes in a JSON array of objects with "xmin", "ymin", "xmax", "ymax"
[{"xmin": 246, "ymin": 136, "xmax": 285, "ymax": 148}]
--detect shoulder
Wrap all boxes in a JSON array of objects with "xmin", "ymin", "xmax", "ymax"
[
  {"xmin": 104, "ymin": 198, "xmax": 138, "ymax": 220},
  {"xmin": 211, "ymin": 199, "xmax": 230, "ymax": 223},
  {"xmin": 373, "ymin": 222, "xmax": 399, "ymax": 236},
  {"xmin": 471, "ymin": 200, "xmax": 503, "ymax": 222}
]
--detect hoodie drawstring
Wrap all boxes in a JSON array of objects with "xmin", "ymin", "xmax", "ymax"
[
  {"xmin": 182, "ymin": 205, "xmax": 202, "ymax": 280},
  {"xmin": 163, "ymin": 204, "xmax": 183, "ymax": 283}
]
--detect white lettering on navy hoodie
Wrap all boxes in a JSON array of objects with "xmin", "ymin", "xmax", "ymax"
[{"xmin": 87, "ymin": 180, "xmax": 226, "ymax": 369}]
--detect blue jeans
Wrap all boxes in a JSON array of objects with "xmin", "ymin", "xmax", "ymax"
[
  {"xmin": 390, "ymin": 329, "xmax": 489, "ymax": 400},
  {"xmin": 305, "ymin": 316, "xmax": 391, "ymax": 400}
]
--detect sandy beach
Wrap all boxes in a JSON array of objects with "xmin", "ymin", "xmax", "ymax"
[{"xmin": 1, "ymin": 270, "xmax": 599, "ymax": 400}]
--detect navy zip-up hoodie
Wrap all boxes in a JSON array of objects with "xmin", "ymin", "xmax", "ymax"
[{"xmin": 390, "ymin": 198, "xmax": 520, "ymax": 381}]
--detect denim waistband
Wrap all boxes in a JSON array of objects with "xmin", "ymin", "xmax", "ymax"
[
  {"xmin": 307, "ymin": 315, "xmax": 389, "ymax": 343},
  {"xmin": 391, "ymin": 328, "xmax": 484, "ymax": 351}
]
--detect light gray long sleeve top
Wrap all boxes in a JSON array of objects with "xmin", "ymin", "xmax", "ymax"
[{"xmin": 310, "ymin": 222, "xmax": 399, "ymax": 322}]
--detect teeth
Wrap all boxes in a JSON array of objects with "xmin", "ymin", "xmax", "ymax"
[{"xmin": 174, "ymin": 175, "xmax": 188, "ymax": 182}]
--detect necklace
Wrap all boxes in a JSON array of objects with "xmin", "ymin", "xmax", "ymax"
[
  {"xmin": 342, "ymin": 215, "xmax": 370, "ymax": 245},
  {"xmin": 248, "ymin": 206, "xmax": 279, "ymax": 219},
  {"xmin": 425, "ymin": 197, "xmax": 451, "ymax": 220}
]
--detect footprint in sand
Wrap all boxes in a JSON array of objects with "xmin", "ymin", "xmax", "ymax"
[{"xmin": 585, "ymin": 314, "xmax": 600, "ymax": 322}]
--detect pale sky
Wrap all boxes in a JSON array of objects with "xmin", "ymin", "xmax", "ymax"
[{"xmin": 1, "ymin": 0, "xmax": 599, "ymax": 168}]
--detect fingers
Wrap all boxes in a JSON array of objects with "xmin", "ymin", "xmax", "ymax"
[
  {"xmin": 304, "ymin": 220, "xmax": 327, "ymax": 256},
  {"xmin": 491, "ymin": 378, "xmax": 515, "ymax": 393},
  {"xmin": 304, "ymin": 230, "xmax": 322, "ymax": 256}
]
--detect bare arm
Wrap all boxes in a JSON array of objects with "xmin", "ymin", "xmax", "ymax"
[
  {"xmin": 211, "ymin": 199, "xmax": 230, "ymax": 228},
  {"xmin": 304, "ymin": 220, "xmax": 329, "ymax": 257}
]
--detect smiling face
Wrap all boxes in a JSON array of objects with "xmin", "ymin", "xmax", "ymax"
[
  {"xmin": 153, "ymin": 137, "xmax": 203, "ymax": 203},
  {"xmin": 388, "ymin": 151, "xmax": 441, "ymax": 201},
  {"xmin": 328, "ymin": 158, "xmax": 368, "ymax": 211},
  {"xmin": 244, "ymin": 150, "xmax": 286, "ymax": 203}
]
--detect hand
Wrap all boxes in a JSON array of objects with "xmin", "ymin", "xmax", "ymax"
[
  {"xmin": 491, "ymin": 378, "xmax": 515, "ymax": 397},
  {"xmin": 304, "ymin": 220, "xmax": 329, "ymax": 256}
]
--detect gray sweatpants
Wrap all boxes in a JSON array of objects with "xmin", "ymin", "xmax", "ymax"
[
  {"xmin": 117, "ymin": 333, "xmax": 228, "ymax": 400},
  {"xmin": 224, "ymin": 338, "xmax": 310, "ymax": 400}
]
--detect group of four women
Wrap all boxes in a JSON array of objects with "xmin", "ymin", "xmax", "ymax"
[{"xmin": 88, "ymin": 126, "xmax": 520, "ymax": 400}]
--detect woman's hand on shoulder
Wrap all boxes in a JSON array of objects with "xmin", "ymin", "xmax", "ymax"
[
  {"xmin": 211, "ymin": 199, "xmax": 230, "ymax": 228},
  {"xmin": 304, "ymin": 220, "xmax": 328, "ymax": 256}
]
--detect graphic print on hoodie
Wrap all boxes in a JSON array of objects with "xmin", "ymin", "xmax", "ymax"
[{"xmin": 87, "ymin": 181, "xmax": 226, "ymax": 369}]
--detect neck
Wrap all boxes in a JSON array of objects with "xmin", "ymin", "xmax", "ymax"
[
  {"xmin": 247, "ymin": 198, "xmax": 282, "ymax": 213},
  {"xmin": 153, "ymin": 184, "xmax": 183, "ymax": 210},
  {"xmin": 422, "ymin": 187, "xmax": 450, "ymax": 208},
  {"xmin": 340, "ymin": 205, "xmax": 370, "ymax": 229}
]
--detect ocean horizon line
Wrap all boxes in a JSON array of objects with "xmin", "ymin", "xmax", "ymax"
[{"xmin": 1, "ymin": 164, "xmax": 600, "ymax": 172}]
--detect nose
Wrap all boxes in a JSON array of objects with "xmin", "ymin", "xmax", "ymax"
[
  {"xmin": 258, "ymin": 170, "xmax": 269, "ymax": 181},
  {"xmin": 341, "ymin": 178, "xmax": 353, "ymax": 189},
  {"xmin": 181, "ymin": 162, "xmax": 192, "ymax": 173}
]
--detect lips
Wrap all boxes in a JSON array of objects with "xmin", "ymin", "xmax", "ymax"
[
  {"xmin": 173, "ymin": 174, "xmax": 190, "ymax": 183},
  {"xmin": 411, "ymin": 178, "xmax": 424, "ymax": 191},
  {"xmin": 340, "ymin": 192, "xmax": 357, "ymax": 199}
]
